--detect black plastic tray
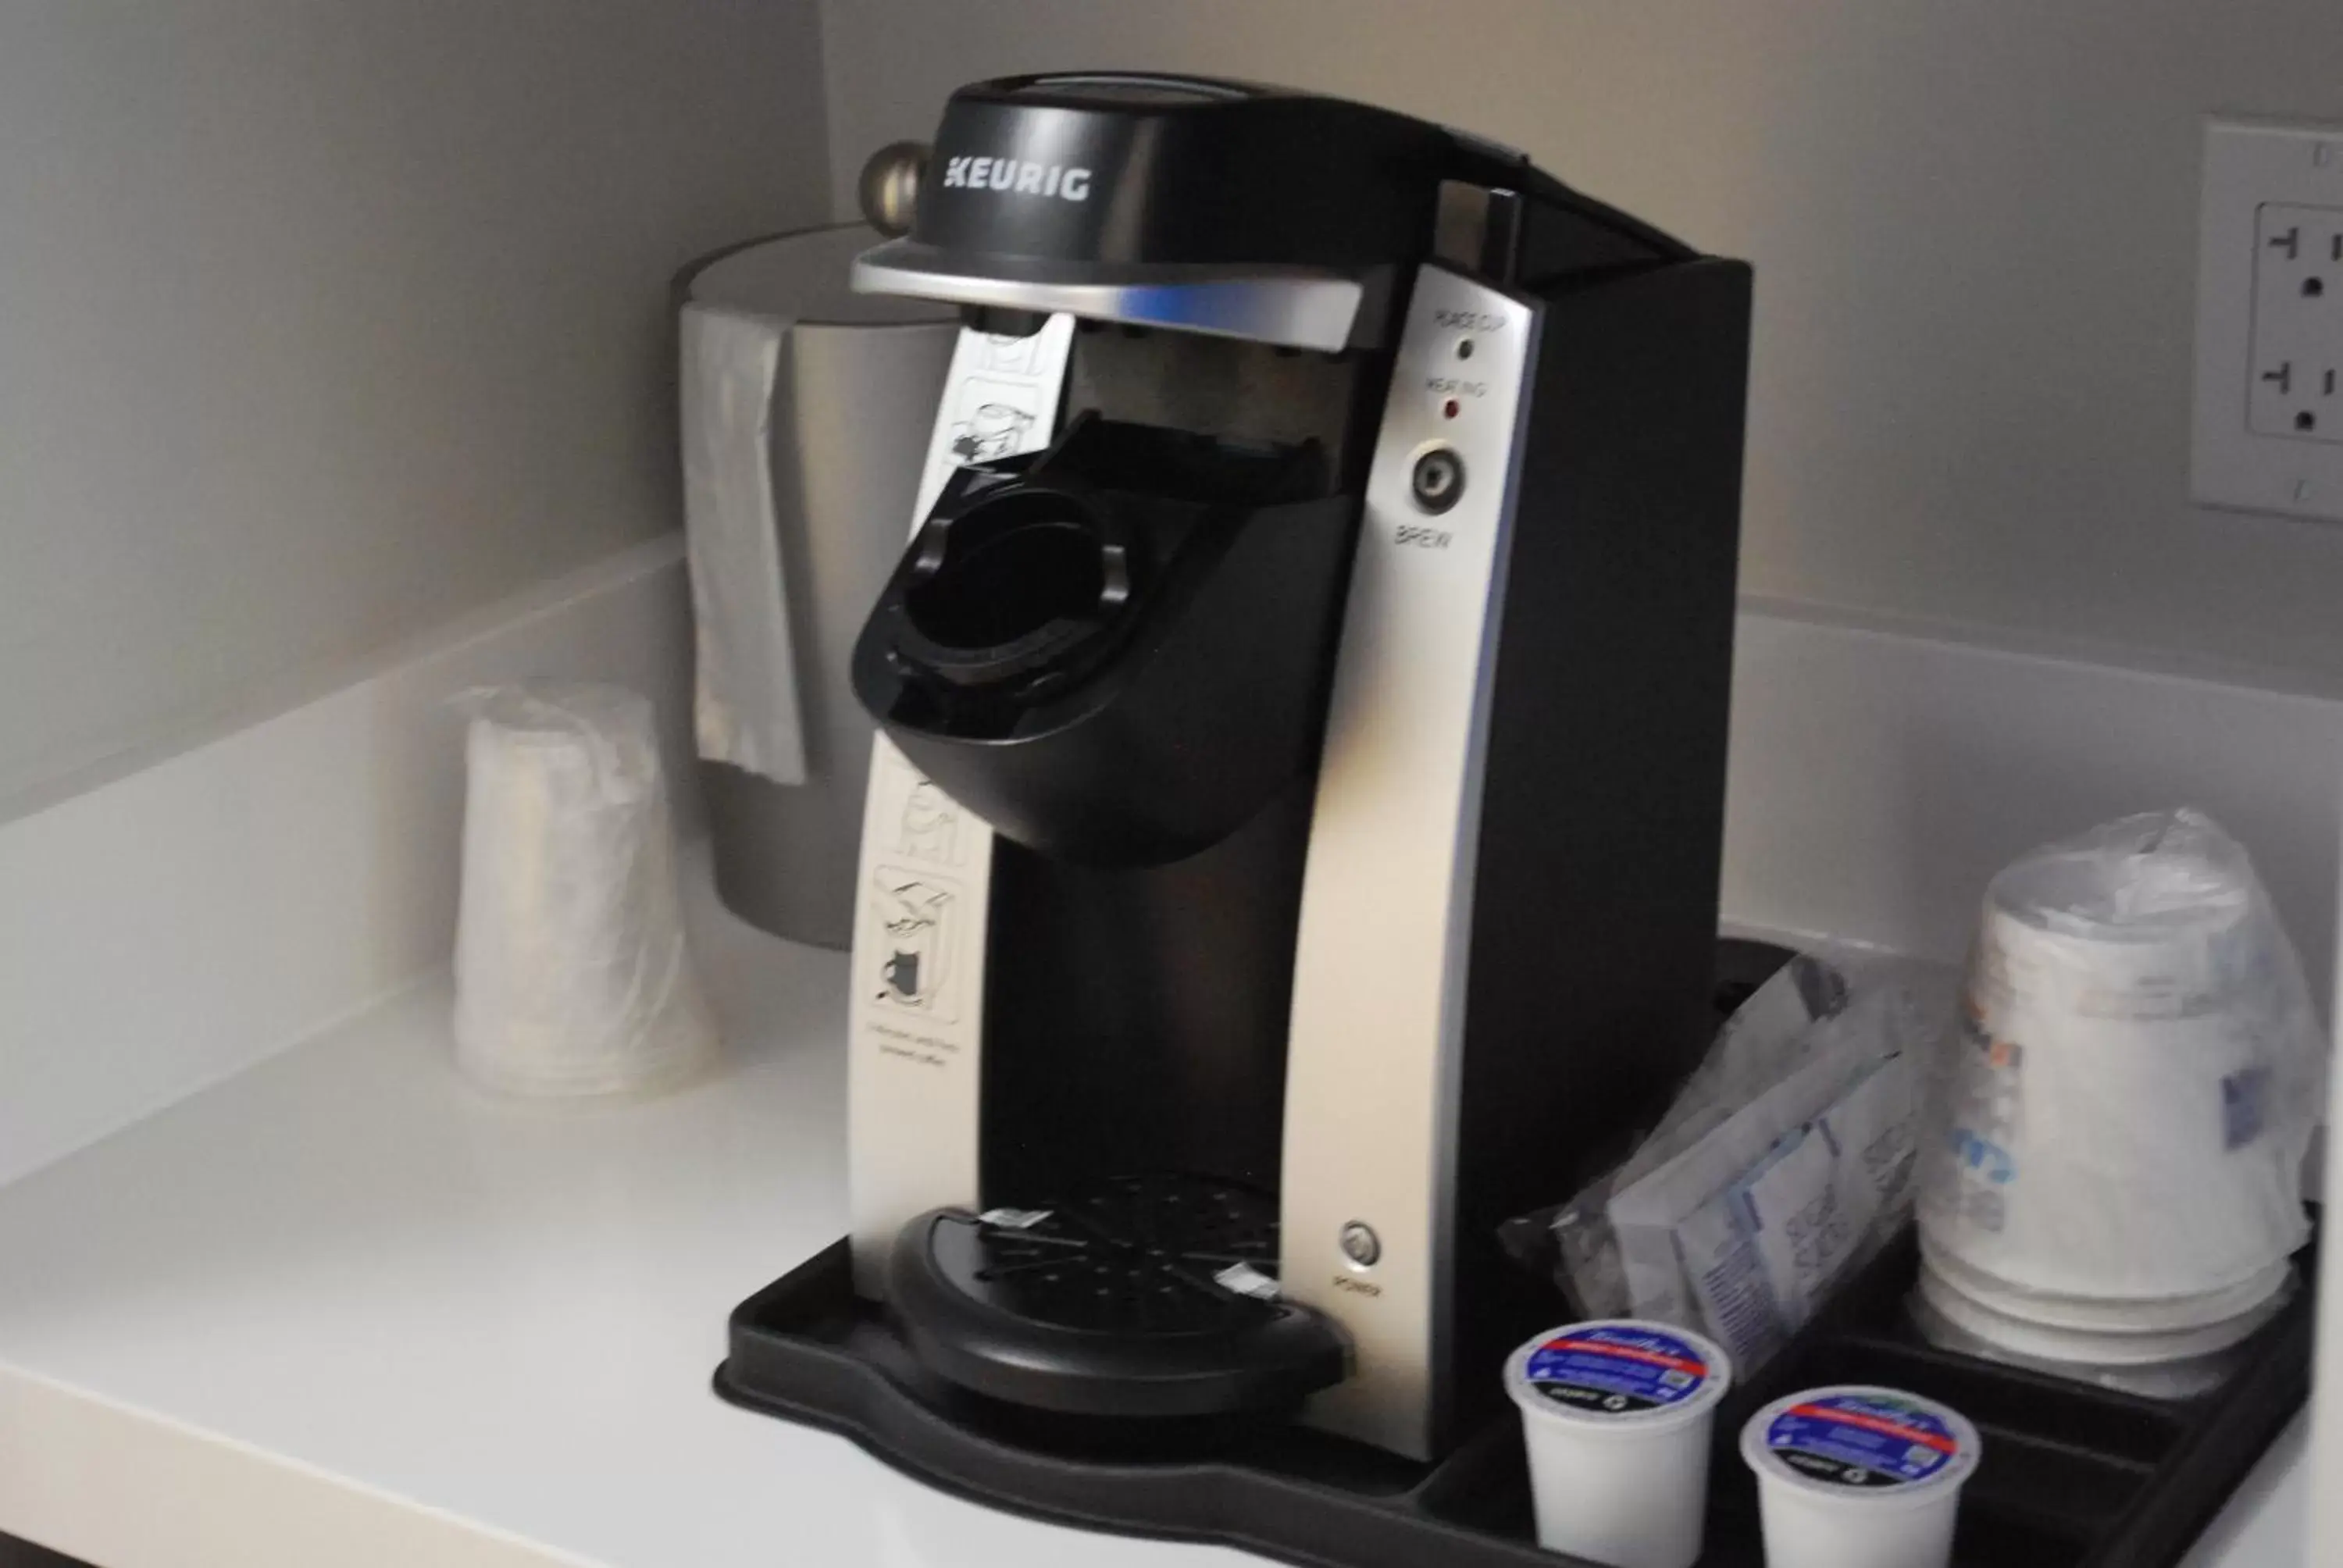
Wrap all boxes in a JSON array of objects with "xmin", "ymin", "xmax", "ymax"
[{"xmin": 715, "ymin": 1221, "xmax": 2313, "ymax": 1568}]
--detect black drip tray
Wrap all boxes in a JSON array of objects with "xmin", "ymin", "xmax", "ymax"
[
  {"xmin": 886, "ymin": 1173, "xmax": 1349, "ymax": 1420},
  {"xmin": 716, "ymin": 1220, "xmax": 2315, "ymax": 1568}
]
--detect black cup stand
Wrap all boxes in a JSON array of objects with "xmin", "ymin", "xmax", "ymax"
[
  {"xmin": 719, "ymin": 937, "xmax": 2316, "ymax": 1566},
  {"xmin": 718, "ymin": 1215, "xmax": 2314, "ymax": 1568}
]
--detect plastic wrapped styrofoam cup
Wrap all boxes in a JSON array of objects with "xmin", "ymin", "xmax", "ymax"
[
  {"xmin": 1740, "ymin": 1386, "xmax": 1981, "ymax": 1568},
  {"xmin": 1503, "ymin": 1320, "xmax": 1731, "ymax": 1568},
  {"xmin": 453, "ymin": 683, "xmax": 718, "ymax": 1097},
  {"xmin": 1920, "ymin": 813, "xmax": 2318, "ymax": 1310}
]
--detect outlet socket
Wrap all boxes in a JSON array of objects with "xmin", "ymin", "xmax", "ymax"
[
  {"xmin": 2192, "ymin": 119, "xmax": 2343, "ymax": 521},
  {"xmin": 2248, "ymin": 202, "xmax": 2343, "ymax": 443}
]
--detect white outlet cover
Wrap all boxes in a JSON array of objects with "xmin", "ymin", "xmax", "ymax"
[{"xmin": 2194, "ymin": 118, "xmax": 2343, "ymax": 522}]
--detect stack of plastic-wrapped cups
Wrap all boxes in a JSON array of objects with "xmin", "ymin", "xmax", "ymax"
[{"xmin": 1915, "ymin": 811, "xmax": 2321, "ymax": 1393}]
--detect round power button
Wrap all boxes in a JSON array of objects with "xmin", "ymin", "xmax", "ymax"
[
  {"xmin": 1339, "ymin": 1221, "xmax": 1382, "ymax": 1268},
  {"xmin": 1410, "ymin": 447, "xmax": 1464, "ymax": 513}
]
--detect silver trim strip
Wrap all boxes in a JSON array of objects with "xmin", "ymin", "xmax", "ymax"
[
  {"xmin": 1425, "ymin": 294, "xmax": 1542, "ymax": 1449},
  {"xmin": 1278, "ymin": 265, "xmax": 1539, "ymax": 1459},
  {"xmin": 853, "ymin": 251, "xmax": 1366, "ymax": 352}
]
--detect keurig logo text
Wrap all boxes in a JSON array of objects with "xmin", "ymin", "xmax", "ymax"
[{"xmin": 940, "ymin": 155, "xmax": 1092, "ymax": 201}]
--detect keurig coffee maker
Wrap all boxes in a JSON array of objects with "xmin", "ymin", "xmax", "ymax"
[{"xmin": 719, "ymin": 71, "xmax": 1751, "ymax": 1559}]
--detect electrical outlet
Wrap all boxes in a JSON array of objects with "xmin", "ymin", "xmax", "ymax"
[
  {"xmin": 2248, "ymin": 202, "xmax": 2343, "ymax": 442},
  {"xmin": 2192, "ymin": 120, "xmax": 2343, "ymax": 521}
]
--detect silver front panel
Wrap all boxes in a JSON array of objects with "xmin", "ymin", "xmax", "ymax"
[
  {"xmin": 846, "ymin": 316, "xmax": 1075, "ymax": 1296},
  {"xmin": 1279, "ymin": 265, "xmax": 1539, "ymax": 1459},
  {"xmin": 853, "ymin": 242, "xmax": 1371, "ymax": 353}
]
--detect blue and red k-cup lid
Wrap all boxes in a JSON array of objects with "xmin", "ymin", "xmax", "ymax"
[
  {"xmin": 1504, "ymin": 1320, "xmax": 1732, "ymax": 1426},
  {"xmin": 1742, "ymin": 1385, "xmax": 1982, "ymax": 1499}
]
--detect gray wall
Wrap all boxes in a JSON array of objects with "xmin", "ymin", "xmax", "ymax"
[
  {"xmin": 0, "ymin": 0, "xmax": 829, "ymax": 818},
  {"xmin": 820, "ymin": 0, "xmax": 2343, "ymax": 685}
]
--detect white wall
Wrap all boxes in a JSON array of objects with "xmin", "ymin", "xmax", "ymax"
[
  {"xmin": 0, "ymin": 539, "xmax": 694, "ymax": 1189},
  {"xmin": 0, "ymin": 0, "xmax": 829, "ymax": 819},
  {"xmin": 818, "ymin": 0, "xmax": 2343, "ymax": 690}
]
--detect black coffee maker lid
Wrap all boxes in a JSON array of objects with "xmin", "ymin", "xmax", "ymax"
[{"xmin": 854, "ymin": 72, "xmax": 1690, "ymax": 350}]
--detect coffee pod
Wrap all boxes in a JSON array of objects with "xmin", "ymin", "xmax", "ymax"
[
  {"xmin": 1741, "ymin": 1385, "xmax": 1981, "ymax": 1568},
  {"xmin": 1503, "ymin": 1320, "xmax": 1731, "ymax": 1568}
]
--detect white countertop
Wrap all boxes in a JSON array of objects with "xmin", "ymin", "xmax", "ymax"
[{"xmin": 0, "ymin": 884, "xmax": 2308, "ymax": 1567}]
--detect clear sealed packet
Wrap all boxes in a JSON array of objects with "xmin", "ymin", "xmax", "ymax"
[{"xmin": 1509, "ymin": 945, "xmax": 1949, "ymax": 1374}]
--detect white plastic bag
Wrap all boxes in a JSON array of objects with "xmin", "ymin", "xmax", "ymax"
[
  {"xmin": 1917, "ymin": 808, "xmax": 2323, "ymax": 1306},
  {"xmin": 452, "ymin": 683, "xmax": 718, "ymax": 1096}
]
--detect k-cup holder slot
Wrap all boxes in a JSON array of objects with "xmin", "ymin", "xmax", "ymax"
[
  {"xmin": 1407, "ymin": 1420, "xmax": 1539, "ymax": 1537},
  {"xmin": 1777, "ymin": 1337, "xmax": 2187, "ymax": 1466},
  {"xmin": 1713, "ymin": 1335, "xmax": 2145, "ymax": 1562},
  {"xmin": 900, "ymin": 489, "xmax": 1132, "ymax": 682},
  {"xmin": 1945, "ymin": 1509, "xmax": 2098, "ymax": 1568},
  {"xmin": 1666, "ymin": 1502, "xmax": 2090, "ymax": 1568},
  {"xmin": 1959, "ymin": 1427, "xmax": 2154, "ymax": 1536}
]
